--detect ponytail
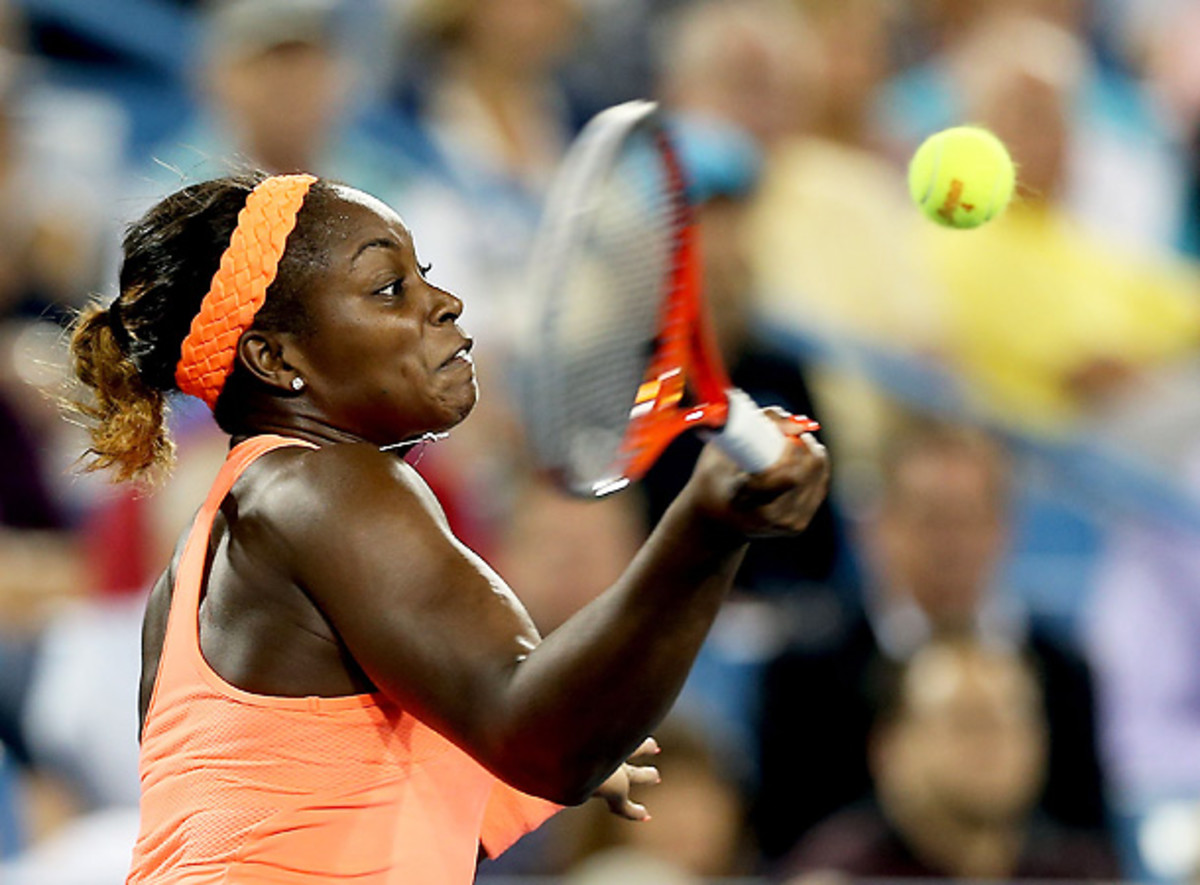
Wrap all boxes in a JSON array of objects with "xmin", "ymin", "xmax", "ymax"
[
  {"xmin": 67, "ymin": 301, "xmax": 174, "ymax": 484},
  {"xmin": 64, "ymin": 172, "xmax": 333, "ymax": 484}
]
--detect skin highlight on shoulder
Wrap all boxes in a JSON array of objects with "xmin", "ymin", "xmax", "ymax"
[{"xmin": 236, "ymin": 441, "xmax": 443, "ymax": 532}]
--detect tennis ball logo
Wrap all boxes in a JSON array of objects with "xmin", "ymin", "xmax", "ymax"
[{"xmin": 908, "ymin": 126, "xmax": 1016, "ymax": 229}]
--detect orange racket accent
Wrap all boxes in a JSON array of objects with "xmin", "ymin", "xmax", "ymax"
[
  {"xmin": 175, "ymin": 174, "xmax": 317, "ymax": 408},
  {"xmin": 523, "ymin": 100, "xmax": 818, "ymax": 495},
  {"xmin": 623, "ymin": 219, "xmax": 726, "ymax": 478},
  {"xmin": 619, "ymin": 132, "xmax": 819, "ymax": 479},
  {"xmin": 620, "ymin": 128, "xmax": 733, "ymax": 479}
]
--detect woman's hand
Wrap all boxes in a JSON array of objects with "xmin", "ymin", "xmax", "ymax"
[
  {"xmin": 685, "ymin": 409, "xmax": 831, "ymax": 540},
  {"xmin": 592, "ymin": 737, "xmax": 661, "ymax": 821}
]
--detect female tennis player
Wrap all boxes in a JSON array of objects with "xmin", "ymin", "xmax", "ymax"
[{"xmin": 68, "ymin": 173, "xmax": 829, "ymax": 884}]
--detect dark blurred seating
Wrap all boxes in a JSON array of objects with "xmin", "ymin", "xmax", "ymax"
[
  {"xmin": 754, "ymin": 422, "xmax": 1110, "ymax": 862},
  {"xmin": 778, "ymin": 636, "xmax": 1119, "ymax": 882}
]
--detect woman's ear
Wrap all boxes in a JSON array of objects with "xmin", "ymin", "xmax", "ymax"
[{"xmin": 236, "ymin": 331, "xmax": 304, "ymax": 394}]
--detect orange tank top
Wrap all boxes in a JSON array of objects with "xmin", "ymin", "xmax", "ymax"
[{"xmin": 127, "ymin": 435, "xmax": 559, "ymax": 885}]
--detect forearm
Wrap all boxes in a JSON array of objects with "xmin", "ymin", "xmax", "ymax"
[
  {"xmin": 488, "ymin": 490, "xmax": 747, "ymax": 801},
  {"xmin": 296, "ymin": 437, "xmax": 827, "ymax": 804}
]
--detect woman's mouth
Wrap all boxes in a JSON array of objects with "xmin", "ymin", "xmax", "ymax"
[{"xmin": 440, "ymin": 342, "xmax": 475, "ymax": 370}]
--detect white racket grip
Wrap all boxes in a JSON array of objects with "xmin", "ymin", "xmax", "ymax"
[{"xmin": 711, "ymin": 388, "xmax": 787, "ymax": 473}]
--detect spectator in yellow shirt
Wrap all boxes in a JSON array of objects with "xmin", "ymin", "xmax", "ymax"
[{"xmin": 918, "ymin": 14, "xmax": 1200, "ymax": 435}]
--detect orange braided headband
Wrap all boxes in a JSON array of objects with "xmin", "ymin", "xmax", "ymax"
[{"xmin": 175, "ymin": 173, "xmax": 318, "ymax": 408}]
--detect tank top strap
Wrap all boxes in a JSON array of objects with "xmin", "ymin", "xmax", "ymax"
[{"xmin": 148, "ymin": 434, "xmax": 319, "ymax": 721}]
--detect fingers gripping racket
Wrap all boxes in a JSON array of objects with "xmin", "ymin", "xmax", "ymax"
[{"xmin": 523, "ymin": 100, "xmax": 802, "ymax": 498}]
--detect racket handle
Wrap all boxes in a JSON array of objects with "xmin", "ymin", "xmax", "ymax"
[{"xmin": 711, "ymin": 388, "xmax": 788, "ymax": 473}]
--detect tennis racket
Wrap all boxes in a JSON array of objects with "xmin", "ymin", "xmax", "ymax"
[{"xmin": 521, "ymin": 100, "xmax": 815, "ymax": 498}]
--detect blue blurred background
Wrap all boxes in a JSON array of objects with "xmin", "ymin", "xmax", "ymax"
[{"xmin": 2, "ymin": 0, "xmax": 1200, "ymax": 882}]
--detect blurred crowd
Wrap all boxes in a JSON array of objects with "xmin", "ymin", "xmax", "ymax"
[{"xmin": 1, "ymin": 0, "xmax": 1200, "ymax": 882}]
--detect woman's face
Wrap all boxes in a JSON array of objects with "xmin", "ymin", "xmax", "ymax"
[{"xmin": 286, "ymin": 187, "xmax": 477, "ymax": 444}]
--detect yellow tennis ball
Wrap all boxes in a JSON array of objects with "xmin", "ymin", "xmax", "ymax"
[{"xmin": 908, "ymin": 126, "xmax": 1016, "ymax": 229}]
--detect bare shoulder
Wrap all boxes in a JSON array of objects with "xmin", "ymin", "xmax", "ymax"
[
  {"xmin": 233, "ymin": 442, "xmax": 513, "ymax": 621},
  {"xmin": 239, "ymin": 441, "xmax": 450, "ymax": 540},
  {"xmin": 227, "ymin": 442, "xmax": 541, "ymax": 725}
]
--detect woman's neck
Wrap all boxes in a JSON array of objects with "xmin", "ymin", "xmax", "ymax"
[{"xmin": 231, "ymin": 399, "xmax": 397, "ymax": 451}]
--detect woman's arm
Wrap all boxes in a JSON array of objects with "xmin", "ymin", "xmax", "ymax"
[{"xmin": 262, "ymin": 418, "xmax": 828, "ymax": 803}]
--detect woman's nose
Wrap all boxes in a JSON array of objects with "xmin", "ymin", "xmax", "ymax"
[{"xmin": 431, "ymin": 286, "xmax": 463, "ymax": 325}]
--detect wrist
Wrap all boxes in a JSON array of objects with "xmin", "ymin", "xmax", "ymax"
[{"xmin": 670, "ymin": 479, "xmax": 750, "ymax": 552}]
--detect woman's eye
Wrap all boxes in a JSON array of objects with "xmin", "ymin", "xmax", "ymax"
[{"xmin": 375, "ymin": 279, "xmax": 402, "ymax": 297}]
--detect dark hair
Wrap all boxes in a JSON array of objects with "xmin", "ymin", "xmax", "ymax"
[{"xmin": 67, "ymin": 172, "xmax": 339, "ymax": 483}]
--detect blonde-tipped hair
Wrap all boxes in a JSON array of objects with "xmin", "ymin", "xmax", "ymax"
[{"xmin": 67, "ymin": 300, "xmax": 174, "ymax": 485}]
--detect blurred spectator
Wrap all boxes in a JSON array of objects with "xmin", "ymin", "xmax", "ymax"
[
  {"xmin": 746, "ymin": 0, "xmax": 934, "ymax": 350},
  {"xmin": 755, "ymin": 421, "xmax": 1109, "ymax": 861},
  {"xmin": 657, "ymin": 0, "xmax": 816, "ymax": 148},
  {"xmin": 0, "ymin": 44, "xmax": 125, "ymax": 871},
  {"xmin": 1140, "ymin": 2, "xmax": 1200, "ymax": 260},
  {"xmin": 561, "ymin": 715, "xmax": 753, "ymax": 883},
  {"xmin": 780, "ymin": 637, "xmax": 1119, "ymax": 881},
  {"xmin": 742, "ymin": 0, "xmax": 943, "ymax": 475},
  {"xmin": 878, "ymin": 2, "xmax": 1187, "ymax": 253},
  {"xmin": 794, "ymin": 0, "xmax": 896, "ymax": 152},
  {"xmin": 914, "ymin": 16, "xmax": 1200, "ymax": 435},
  {"xmin": 0, "ymin": 16, "xmax": 128, "ymax": 597},
  {"xmin": 375, "ymin": 0, "xmax": 581, "ymax": 360},
  {"xmin": 493, "ymin": 479, "xmax": 644, "ymax": 635},
  {"xmin": 911, "ymin": 0, "xmax": 1086, "ymax": 51},
  {"xmin": 554, "ymin": 0, "xmax": 675, "ymax": 120},
  {"xmin": 0, "ymin": 54, "xmax": 112, "ymax": 324},
  {"xmin": 134, "ymin": 0, "xmax": 402, "ymax": 204},
  {"xmin": 0, "ymin": 36, "xmax": 92, "ymax": 765},
  {"xmin": 0, "ymin": 420, "xmax": 81, "ymax": 751},
  {"xmin": 387, "ymin": 0, "xmax": 579, "ymax": 186},
  {"xmin": 1084, "ymin": 409, "xmax": 1200, "ymax": 879}
]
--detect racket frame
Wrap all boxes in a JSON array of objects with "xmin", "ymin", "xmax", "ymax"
[{"xmin": 527, "ymin": 100, "xmax": 787, "ymax": 497}]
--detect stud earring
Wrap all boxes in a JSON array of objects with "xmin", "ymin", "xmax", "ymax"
[{"xmin": 291, "ymin": 376, "xmax": 305, "ymax": 392}]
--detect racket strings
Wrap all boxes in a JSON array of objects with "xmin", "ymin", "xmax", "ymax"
[{"xmin": 529, "ymin": 127, "xmax": 684, "ymax": 494}]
